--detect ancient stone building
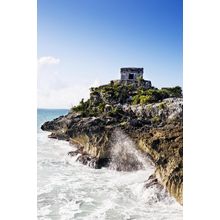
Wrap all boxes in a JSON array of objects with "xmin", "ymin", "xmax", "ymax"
[
  {"xmin": 120, "ymin": 67, "xmax": 144, "ymax": 81},
  {"xmin": 120, "ymin": 67, "xmax": 152, "ymax": 89}
]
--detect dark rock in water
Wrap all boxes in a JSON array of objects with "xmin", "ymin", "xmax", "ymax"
[
  {"xmin": 68, "ymin": 150, "xmax": 80, "ymax": 157},
  {"xmin": 144, "ymin": 174, "xmax": 172, "ymax": 204},
  {"xmin": 96, "ymin": 158, "xmax": 111, "ymax": 169},
  {"xmin": 48, "ymin": 131, "xmax": 69, "ymax": 141},
  {"xmin": 41, "ymin": 115, "xmax": 70, "ymax": 131},
  {"xmin": 68, "ymin": 151, "xmax": 110, "ymax": 169},
  {"xmin": 76, "ymin": 154, "xmax": 94, "ymax": 166},
  {"xmin": 145, "ymin": 174, "xmax": 161, "ymax": 189}
]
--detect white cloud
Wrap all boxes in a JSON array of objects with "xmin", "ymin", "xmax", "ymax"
[
  {"xmin": 37, "ymin": 55, "xmax": 102, "ymax": 108},
  {"xmin": 38, "ymin": 56, "xmax": 60, "ymax": 67},
  {"xmin": 38, "ymin": 85, "xmax": 90, "ymax": 109},
  {"xmin": 89, "ymin": 79, "xmax": 101, "ymax": 88}
]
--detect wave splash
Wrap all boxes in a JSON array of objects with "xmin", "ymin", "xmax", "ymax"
[{"xmin": 109, "ymin": 129, "xmax": 152, "ymax": 172}]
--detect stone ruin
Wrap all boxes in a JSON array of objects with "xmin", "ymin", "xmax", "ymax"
[{"xmin": 119, "ymin": 67, "xmax": 152, "ymax": 89}]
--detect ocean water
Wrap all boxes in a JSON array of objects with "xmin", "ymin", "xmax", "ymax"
[{"xmin": 37, "ymin": 109, "xmax": 182, "ymax": 220}]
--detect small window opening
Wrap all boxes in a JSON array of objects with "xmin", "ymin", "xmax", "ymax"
[{"xmin": 128, "ymin": 73, "xmax": 134, "ymax": 80}]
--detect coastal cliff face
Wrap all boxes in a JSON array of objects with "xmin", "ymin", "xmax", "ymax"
[{"xmin": 41, "ymin": 82, "xmax": 183, "ymax": 205}]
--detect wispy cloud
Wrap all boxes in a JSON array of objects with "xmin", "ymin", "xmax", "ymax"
[
  {"xmin": 38, "ymin": 56, "xmax": 60, "ymax": 67},
  {"xmin": 37, "ymin": 81, "xmax": 100, "ymax": 109},
  {"xmin": 37, "ymin": 55, "xmax": 101, "ymax": 108}
]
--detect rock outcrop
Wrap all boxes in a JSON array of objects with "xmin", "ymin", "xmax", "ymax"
[{"xmin": 41, "ymin": 82, "xmax": 183, "ymax": 204}]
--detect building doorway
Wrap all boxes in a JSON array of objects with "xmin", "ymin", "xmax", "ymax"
[{"xmin": 128, "ymin": 73, "xmax": 134, "ymax": 80}]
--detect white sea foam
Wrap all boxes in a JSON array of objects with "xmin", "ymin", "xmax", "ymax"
[{"xmin": 37, "ymin": 110, "xmax": 182, "ymax": 220}]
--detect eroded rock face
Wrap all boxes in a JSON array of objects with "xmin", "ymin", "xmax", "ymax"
[
  {"xmin": 134, "ymin": 119, "xmax": 183, "ymax": 205},
  {"xmin": 41, "ymin": 94, "xmax": 183, "ymax": 204}
]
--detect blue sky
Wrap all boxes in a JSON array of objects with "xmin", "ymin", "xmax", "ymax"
[{"xmin": 38, "ymin": 0, "xmax": 182, "ymax": 108}]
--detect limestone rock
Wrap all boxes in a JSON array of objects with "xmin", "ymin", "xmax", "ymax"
[{"xmin": 41, "ymin": 83, "xmax": 183, "ymax": 205}]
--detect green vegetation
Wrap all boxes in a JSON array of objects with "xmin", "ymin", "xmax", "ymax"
[
  {"xmin": 161, "ymin": 86, "xmax": 182, "ymax": 98},
  {"xmin": 107, "ymin": 106, "xmax": 124, "ymax": 118},
  {"xmin": 71, "ymin": 99, "xmax": 89, "ymax": 112},
  {"xmin": 98, "ymin": 103, "xmax": 106, "ymax": 112},
  {"xmin": 71, "ymin": 99, "xmax": 99, "ymax": 117},
  {"xmin": 90, "ymin": 82, "xmax": 135, "ymax": 105},
  {"xmin": 131, "ymin": 87, "xmax": 182, "ymax": 105},
  {"xmin": 71, "ymin": 82, "xmax": 182, "ymax": 117}
]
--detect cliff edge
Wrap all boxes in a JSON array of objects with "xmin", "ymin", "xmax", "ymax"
[{"xmin": 41, "ymin": 81, "xmax": 183, "ymax": 205}]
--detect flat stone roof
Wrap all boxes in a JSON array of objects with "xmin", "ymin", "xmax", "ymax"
[{"xmin": 120, "ymin": 68, "xmax": 144, "ymax": 73}]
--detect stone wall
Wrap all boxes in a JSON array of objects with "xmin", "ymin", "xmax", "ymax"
[
  {"xmin": 119, "ymin": 79, "xmax": 152, "ymax": 89},
  {"xmin": 120, "ymin": 67, "xmax": 144, "ymax": 74},
  {"xmin": 120, "ymin": 67, "xmax": 144, "ymax": 81}
]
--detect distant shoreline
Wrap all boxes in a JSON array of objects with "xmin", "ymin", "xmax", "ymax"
[{"xmin": 37, "ymin": 108, "xmax": 69, "ymax": 111}]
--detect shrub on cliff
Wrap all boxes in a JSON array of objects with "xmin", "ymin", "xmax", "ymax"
[
  {"xmin": 161, "ymin": 86, "xmax": 182, "ymax": 98},
  {"xmin": 132, "ymin": 89, "xmax": 167, "ymax": 104},
  {"xmin": 131, "ymin": 87, "xmax": 182, "ymax": 105},
  {"xmin": 92, "ymin": 83, "xmax": 134, "ymax": 104},
  {"xmin": 71, "ymin": 98, "xmax": 88, "ymax": 112},
  {"xmin": 98, "ymin": 103, "xmax": 106, "ymax": 113},
  {"xmin": 107, "ymin": 106, "xmax": 124, "ymax": 119},
  {"xmin": 139, "ymin": 95, "xmax": 152, "ymax": 104},
  {"xmin": 132, "ymin": 95, "xmax": 140, "ymax": 105}
]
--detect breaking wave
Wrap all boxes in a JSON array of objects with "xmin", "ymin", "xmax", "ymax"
[{"xmin": 109, "ymin": 129, "xmax": 153, "ymax": 171}]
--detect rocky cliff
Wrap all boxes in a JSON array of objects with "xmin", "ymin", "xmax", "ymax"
[{"xmin": 41, "ymin": 82, "xmax": 183, "ymax": 205}]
